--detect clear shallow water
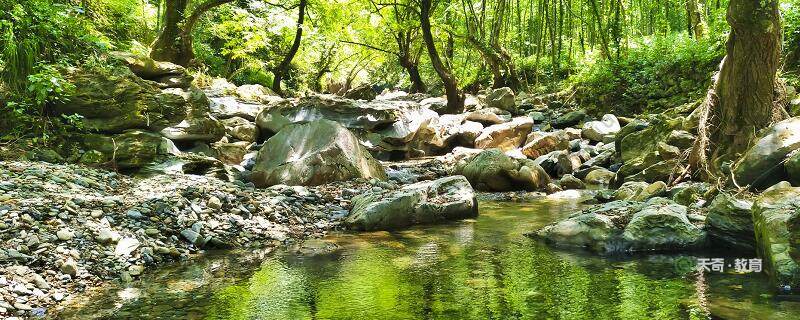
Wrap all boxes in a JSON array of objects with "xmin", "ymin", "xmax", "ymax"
[{"xmin": 56, "ymin": 200, "xmax": 800, "ymax": 320}]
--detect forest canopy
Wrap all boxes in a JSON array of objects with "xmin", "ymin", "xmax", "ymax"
[{"xmin": 1, "ymin": 0, "xmax": 799, "ymax": 138}]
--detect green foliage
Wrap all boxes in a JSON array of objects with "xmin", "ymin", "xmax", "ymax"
[{"xmin": 567, "ymin": 34, "xmax": 725, "ymax": 116}]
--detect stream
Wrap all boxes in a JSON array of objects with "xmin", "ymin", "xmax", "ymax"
[{"xmin": 55, "ymin": 199, "xmax": 800, "ymax": 319}]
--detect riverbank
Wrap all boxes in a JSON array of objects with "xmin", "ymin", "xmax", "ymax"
[{"xmin": 0, "ymin": 160, "xmax": 381, "ymax": 317}]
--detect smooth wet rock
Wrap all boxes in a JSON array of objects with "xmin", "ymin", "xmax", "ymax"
[
  {"xmin": 80, "ymin": 130, "xmax": 175, "ymax": 169},
  {"xmin": 347, "ymin": 176, "xmax": 477, "ymax": 231},
  {"xmin": 252, "ymin": 120, "xmax": 386, "ymax": 187}
]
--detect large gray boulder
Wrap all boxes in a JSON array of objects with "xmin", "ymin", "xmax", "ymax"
[
  {"xmin": 346, "ymin": 176, "xmax": 477, "ymax": 231},
  {"xmin": 457, "ymin": 149, "xmax": 551, "ymax": 192},
  {"xmin": 251, "ymin": 120, "xmax": 386, "ymax": 187},
  {"xmin": 616, "ymin": 116, "xmax": 687, "ymax": 182},
  {"xmin": 734, "ymin": 117, "xmax": 800, "ymax": 189},
  {"xmin": 159, "ymin": 88, "xmax": 225, "ymax": 143},
  {"xmin": 705, "ymin": 192, "xmax": 754, "ymax": 250}
]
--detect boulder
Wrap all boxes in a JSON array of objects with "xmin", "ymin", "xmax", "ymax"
[
  {"xmin": 670, "ymin": 182, "xmax": 713, "ymax": 206},
  {"xmin": 474, "ymin": 116, "xmax": 533, "ymax": 151},
  {"xmin": 615, "ymin": 116, "xmax": 686, "ymax": 182},
  {"xmin": 52, "ymin": 66, "xmax": 186, "ymax": 133},
  {"xmin": 344, "ymin": 84, "xmax": 377, "ymax": 101},
  {"xmin": 621, "ymin": 200, "xmax": 706, "ymax": 251},
  {"xmin": 251, "ymin": 120, "xmax": 386, "ymax": 187},
  {"xmin": 581, "ymin": 114, "xmax": 621, "ymax": 142},
  {"xmin": 110, "ymin": 51, "xmax": 187, "ymax": 82},
  {"xmin": 466, "ymin": 108, "xmax": 512, "ymax": 125},
  {"xmin": 706, "ymin": 192, "xmax": 755, "ymax": 250},
  {"xmin": 159, "ymin": 89, "xmax": 225, "ymax": 143},
  {"xmin": 212, "ymin": 141, "xmax": 251, "ymax": 164},
  {"xmin": 346, "ymin": 176, "xmax": 478, "ymax": 231},
  {"xmin": 584, "ymin": 168, "xmax": 616, "ymax": 185},
  {"xmin": 734, "ymin": 117, "xmax": 800, "ymax": 189},
  {"xmin": 486, "ymin": 87, "xmax": 516, "ymax": 112},
  {"xmin": 752, "ymin": 187, "xmax": 800, "ymax": 291},
  {"xmin": 521, "ymin": 130, "xmax": 571, "ymax": 159},
  {"xmin": 80, "ymin": 130, "xmax": 176, "ymax": 169},
  {"xmin": 551, "ymin": 110, "xmax": 586, "ymax": 129},
  {"xmin": 558, "ymin": 174, "xmax": 585, "ymax": 189},
  {"xmin": 785, "ymin": 150, "xmax": 800, "ymax": 186},
  {"xmin": 457, "ymin": 149, "xmax": 550, "ymax": 192},
  {"xmin": 235, "ymin": 84, "xmax": 276, "ymax": 103},
  {"xmin": 614, "ymin": 181, "xmax": 649, "ymax": 200},
  {"xmin": 208, "ymin": 96, "xmax": 269, "ymax": 121},
  {"xmin": 222, "ymin": 117, "xmax": 259, "ymax": 142},
  {"xmin": 536, "ymin": 198, "xmax": 705, "ymax": 253}
]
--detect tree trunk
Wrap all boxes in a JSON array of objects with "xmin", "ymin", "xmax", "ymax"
[
  {"xmin": 691, "ymin": 0, "xmax": 783, "ymax": 175},
  {"xmin": 420, "ymin": 0, "xmax": 464, "ymax": 113},
  {"xmin": 150, "ymin": 0, "xmax": 189, "ymax": 64},
  {"xmin": 272, "ymin": 0, "xmax": 307, "ymax": 96},
  {"xmin": 400, "ymin": 57, "xmax": 427, "ymax": 93},
  {"xmin": 686, "ymin": 0, "xmax": 707, "ymax": 38},
  {"xmin": 151, "ymin": 0, "xmax": 232, "ymax": 66}
]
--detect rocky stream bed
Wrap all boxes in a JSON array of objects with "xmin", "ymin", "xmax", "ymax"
[{"xmin": 2, "ymin": 53, "xmax": 800, "ymax": 318}]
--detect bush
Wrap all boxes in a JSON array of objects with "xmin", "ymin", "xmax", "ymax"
[{"xmin": 566, "ymin": 33, "xmax": 725, "ymax": 116}]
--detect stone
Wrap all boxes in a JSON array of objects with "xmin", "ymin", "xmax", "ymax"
[
  {"xmin": 734, "ymin": 117, "xmax": 800, "ymax": 189},
  {"xmin": 60, "ymin": 258, "xmax": 78, "ymax": 276},
  {"xmin": 784, "ymin": 150, "xmax": 800, "ymax": 187},
  {"xmin": 632, "ymin": 181, "xmax": 667, "ymax": 201},
  {"xmin": 51, "ymin": 66, "xmax": 186, "ymax": 133},
  {"xmin": 581, "ymin": 114, "xmax": 621, "ymax": 142},
  {"xmin": 670, "ymin": 182, "xmax": 713, "ymax": 206},
  {"xmin": 343, "ymin": 84, "xmax": 377, "ymax": 101},
  {"xmin": 208, "ymin": 96, "xmax": 269, "ymax": 121},
  {"xmin": 474, "ymin": 116, "xmax": 533, "ymax": 151},
  {"xmin": 466, "ymin": 108, "xmax": 512, "ymax": 125},
  {"xmin": 486, "ymin": 87, "xmax": 516, "ymax": 112},
  {"xmin": 558, "ymin": 174, "xmax": 585, "ymax": 189},
  {"xmin": 80, "ymin": 130, "xmax": 172, "ymax": 169},
  {"xmin": 160, "ymin": 117, "xmax": 225, "ymax": 143},
  {"xmin": 551, "ymin": 110, "xmax": 586, "ymax": 129},
  {"xmin": 535, "ymin": 200, "xmax": 642, "ymax": 252},
  {"xmin": 521, "ymin": 130, "xmax": 571, "ymax": 159},
  {"xmin": 115, "ymin": 237, "xmax": 140, "ymax": 256},
  {"xmin": 705, "ymin": 192, "xmax": 754, "ymax": 250},
  {"xmin": 110, "ymin": 51, "xmax": 186, "ymax": 80},
  {"xmin": 584, "ymin": 168, "xmax": 616, "ymax": 185},
  {"xmin": 614, "ymin": 181, "xmax": 649, "ymax": 200},
  {"xmin": 56, "ymin": 228, "xmax": 74, "ymax": 241},
  {"xmin": 251, "ymin": 120, "xmax": 386, "ymax": 187},
  {"xmin": 222, "ymin": 117, "xmax": 259, "ymax": 142},
  {"xmin": 616, "ymin": 116, "xmax": 685, "ymax": 182},
  {"xmin": 346, "ymin": 176, "xmax": 477, "ymax": 231},
  {"xmin": 457, "ymin": 149, "xmax": 550, "ymax": 192},
  {"xmin": 235, "ymin": 84, "xmax": 276, "ymax": 102},
  {"xmin": 622, "ymin": 200, "xmax": 706, "ymax": 251},
  {"xmin": 752, "ymin": 187, "xmax": 800, "ymax": 291},
  {"xmin": 207, "ymin": 196, "xmax": 222, "ymax": 210},
  {"xmin": 212, "ymin": 141, "xmax": 250, "ymax": 164},
  {"xmin": 96, "ymin": 229, "xmax": 120, "ymax": 244}
]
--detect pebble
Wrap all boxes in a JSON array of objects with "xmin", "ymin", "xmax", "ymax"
[{"xmin": 56, "ymin": 229, "xmax": 74, "ymax": 241}]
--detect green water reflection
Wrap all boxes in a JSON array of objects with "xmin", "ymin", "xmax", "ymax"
[{"xmin": 57, "ymin": 201, "xmax": 800, "ymax": 320}]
